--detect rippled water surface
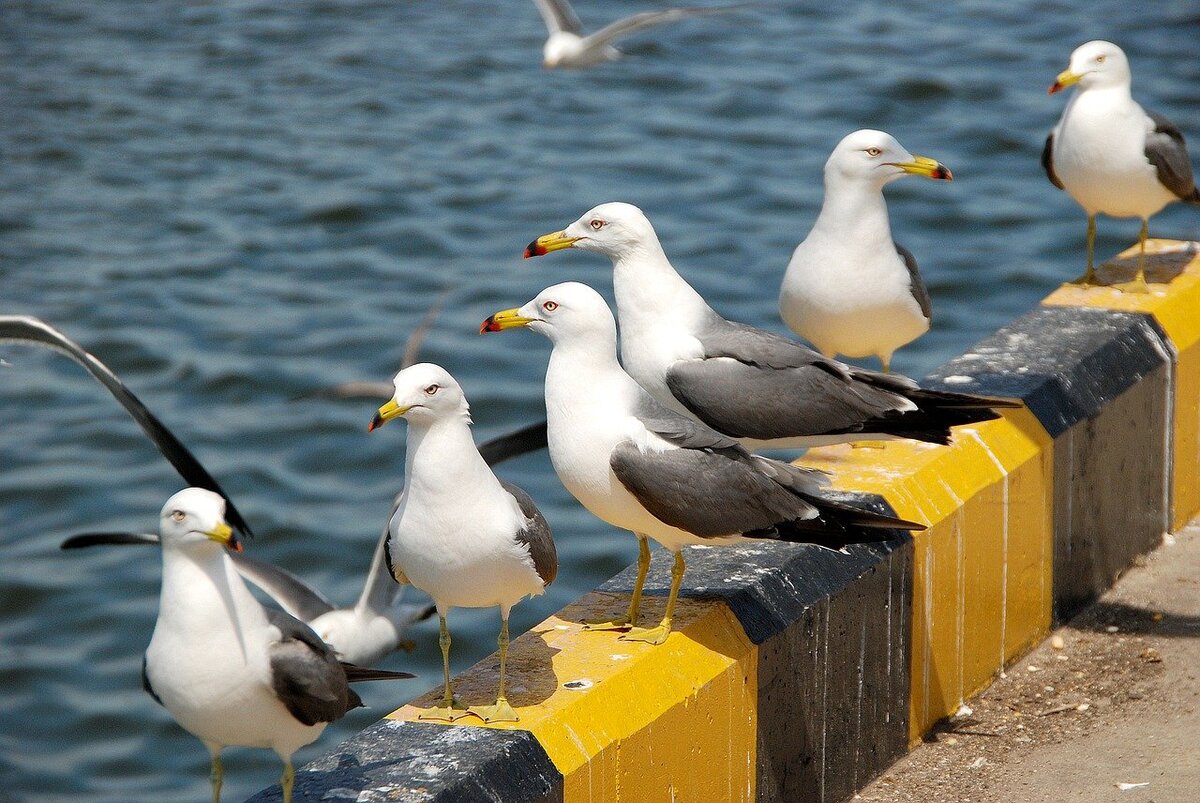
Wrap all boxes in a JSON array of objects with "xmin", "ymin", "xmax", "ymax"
[{"xmin": 2, "ymin": 0, "xmax": 1198, "ymax": 799}]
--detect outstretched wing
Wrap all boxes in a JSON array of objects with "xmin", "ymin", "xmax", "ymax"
[
  {"xmin": 0, "ymin": 315, "xmax": 252, "ymax": 536},
  {"xmin": 583, "ymin": 3, "xmax": 751, "ymax": 49},
  {"xmin": 532, "ymin": 0, "xmax": 583, "ymax": 34}
]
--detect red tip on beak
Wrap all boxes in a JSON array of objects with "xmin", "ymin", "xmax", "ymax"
[
  {"xmin": 1048, "ymin": 82, "xmax": 1063, "ymax": 95},
  {"xmin": 368, "ymin": 413, "xmax": 384, "ymax": 432},
  {"xmin": 480, "ymin": 315, "xmax": 501, "ymax": 334},
  {"xmin": 523, "ymin": 239, "xmax": 546, "ymax": 259},
  {"xmin": 933, "ymin": 165, "xmax": 953, "ymax": 181},
  {"xmin": 229, "ymin": 535, "xmax": 243, "ymax": 553}
]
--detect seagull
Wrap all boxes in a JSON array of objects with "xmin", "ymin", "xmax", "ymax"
[
  {"xmin": 482, "ymin": 282, "xmax": 919, "ymax": 645},
  {"xmin": 533, "ymin": 0, "xmax": 752, "ymax": 69},
  {"xmin": 62, "ymin": 526, "xmax": 436, "ymax": 667},
  {"xmin": 780, "ymin": 130, "xmax": 953, "ymax": 373},
  {"xmin": 524, "ymin": 203, "xmax": 1016, "ymax": 452},
  {"xmin": 368, "ymin": 363, "xmax": 556, "ymax": 722},
  {"xmin": 1044, "ymin": 40, "xmax": 1200, "ymax": 293},
  {"xmin": 142, "ymin": 488, "xmax": 413, "ymax": 803}
]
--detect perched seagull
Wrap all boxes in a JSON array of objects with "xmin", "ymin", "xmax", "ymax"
[
  {"xmin": 142, "ymin": 488, "xmax": 413, "ymax": 803},
  {"xmin": 368, "ymin": 364, "xmax": 556, "ymax": 722},
  {"xmin": 0, "ymin": 314, "xmax": 252, "ymax": 535},
  {"xmin": 482, "ymin": 282, "xmax": 919, "ymax": 644},
  {"xmin": 62, "ymin": 526, "xmax": 436, "ymax": 667},
  {"xmin": 1044, "ymin": 40, "xmax": 1200, "ymax": 292},
  {"xmin": 780, "ymin": 130, "xmax": 953, "ymax": 373},
  {"xmin": 524, "ymin": 203, "xmax": 1015, "ymax": 452},
  {"xmin": 533, "ymin": 0, "xmax": 751, "ymax": 69}
]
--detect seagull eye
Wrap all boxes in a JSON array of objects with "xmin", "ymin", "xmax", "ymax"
[
  {"xmin": 1095, "ymin": 54, "xmax": 1106, "ymax": 63},
  {"xmin": 171, "ymin": 510, "xmax": 186, "ymax": 523},
  {"xmin": 589, "ymin": 219, "xmax": 604, "ymax": 231},
  {"xmin": 865, "ymin": 147, "xmax": 882, "ymax": 157},
  {"xmin": 542, "ymin": 300, "xmax": 559, "ymax": 312},
  {"xmin": 423, "ymin": 384, "xmax": 439, "ymax": 396}
]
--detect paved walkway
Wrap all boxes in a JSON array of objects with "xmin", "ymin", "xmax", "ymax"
[{"xmin": 858, "ymin": 522, "xmax": 1200, "ymax": 803}]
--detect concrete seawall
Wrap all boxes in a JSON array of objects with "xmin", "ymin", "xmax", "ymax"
[{"xmin": 248, "ymin": 240, "xmax": 1199, "ymax": 803}]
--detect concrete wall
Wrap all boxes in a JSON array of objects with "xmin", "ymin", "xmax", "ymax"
[{"xmin": 248, "ymin": 240, "xmax": 1199, "ymax": 803}]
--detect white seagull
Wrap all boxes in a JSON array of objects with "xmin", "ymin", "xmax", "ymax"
[
  {"xmin": 142, "ymin": 488, "xmax": 413, "ymax": 803},
  {"xmin": 1044, "ymin": 40, "xmax": 1199, "ymax": 292},
  {"xmin": 368, "ymin": 363, "xmax": 557, "ymax": 722},
  {"xmin": 533, "ymin": 0, "xmax": 751, "ymax": 69},
  {"xmin": 524, "ymin": 203, "xmax": 1014, "ymax": 452},
  {"xmin": 482, "ymin": 282, "xmax": 918, "ymax": 645},
  {"xmin": 780, "ymin": 129, "xmax": 953, "ymax": 373},
  {"xmin": 62, "ymin": 525, "xmax": 436, "ymax": 667}
]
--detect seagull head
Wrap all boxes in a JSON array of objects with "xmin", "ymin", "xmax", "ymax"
[
  {"xmin": 826, "ymin": 129, "xmax": 952, "ymax": 188},
  {"xmin": 1049, "ymin": 40, "xmax": 1130, "ymax": 94},
  {"xmin": 369, "ymin": 363, "xmax": 470, "ymax": 431},
  {"xmin": 159, "ymin": 487, "xmax": 241, "ymax": 553},
  {"xmin": 481, "ymin": 281, "xmax": 617, "ymax": 347},
  {"xmin": 524, "ymin": 202, "xmax": 661, "ymax": 263}
]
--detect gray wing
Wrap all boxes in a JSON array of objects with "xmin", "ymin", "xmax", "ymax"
[
  {"xmin": 231, "ymin": 553, "xmax": 336, "ymax": 622},
  {"xmin": 533, "ymin": 0, "xmax": 582, "ymax": 34},
  {"xmin": 500, "ymin": 480, "xmax": 557, "ymax": 587},
  {"xmin": 663, "ymin": 318, "xmax": 919, "ymax": 441},
  {"xmin": 609, "ymin": 440, "xmax": 821, "ymax": 537},
  {"xmin": 895, "ymin": 243, "xmax": 932, "ymax": 320},
  {"xmin": 1144, "ymin": 110, "xmax": 1199, "ymax": 202},
  {"xmin": 0, "ymin": 315, "xmax": 252, "ymax": 536},
  {"xmin": 1042, "ymin": 132, "xmax": 1063, "ymax": 189},
  {"xmin": 584, "ymin": 4, "xmax": 750, "ymax": 48},
  {"xmin": 264, "ymin": 607, "xmax": 360, "ymax": 726},
  {"xmin": 141, "ymin": 655, "xmax": 163, "ymax": 706}
]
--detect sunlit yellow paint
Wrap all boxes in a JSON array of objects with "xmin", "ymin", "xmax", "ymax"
[
  {"xmin": 1043, "ymin": 239, "xmax": 1200, "ymax": 530},
  {"xmin": 388, "ymin": 593, "xmax": 757, "ymax": 802},
  {"xmin": 800, "ymin": 409, "xmax": 1053, "ymax": 742}
]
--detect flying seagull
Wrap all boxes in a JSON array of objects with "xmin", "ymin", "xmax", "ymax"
[
  {"xmin": 62, "ymin": 525, "xmax": 436, "ymax": 667},
  {"xmin": 533, "ymin": 0, "xmax": 752, "ymax": 69},
  {"xmin": 142, "ymin": 488, "xmax": 413, "ymax": 803},
  {"xmin": 369, "ymin": 363, "xmax": 556, "ymax": 721},
  {"xmin": 483, "ymin": 282, "xmax": 918, "ymax": 644},
  {"xmin": 1044, "ymin": 40, "xmax": 1199, "ymax": 292},
  {"xmin": 524, "ymin": 203, "xmax": 1016, "ymax": 452},
  {"xmin": 780, "ymin": 129, "xmax": 952, "ymax": 373}
]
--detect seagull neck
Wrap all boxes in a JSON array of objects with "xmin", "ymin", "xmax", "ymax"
[
  {"xmin": 545, "ymin": 333, "xmax": 630, "ymax": 414},
  {"xmin": 157, "ymin": 546, "xmax": 265, "ymax": 644},
  {"xmin": 611, "ymin": 247, "xmax": 711, "ymax": 325},
  {"xmin": 812, "ymin": 180, "xmax": 893, "ymax": 244},
  {"xmin": 403, "ymin": 418, "xmax": 497, "ymax": 498}
]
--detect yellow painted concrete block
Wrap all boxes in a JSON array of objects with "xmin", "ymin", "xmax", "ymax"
[
  {"xmin": 800, "ymin": 410, "xmax": 1053, "ymax": 741},
  {"xmin": 388, "ymin": 592, "xmax": 757, "ymax": 803},
  {"xmin": 1043, "ymin": 239, "xmax": 1200, "ymax": 530}
]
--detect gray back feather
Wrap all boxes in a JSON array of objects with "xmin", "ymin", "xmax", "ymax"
[
  {"xmin": 500, "ymin": 480, "xmax": 557, "ymax": 587},
  {"xmin": 1144, "ymin": 111, "xmax": 1197, "ymax": 201},
  {"xmin": 1042, "ymin": 132, "xmax": 1064, "ymax": 189},
  {"xmin": 895, "ymin": 243, "xmax": 932, "ymax": 320},
  {"xmin": 264, "ymin": 607, "xmax": 359, "ymax": 727}
]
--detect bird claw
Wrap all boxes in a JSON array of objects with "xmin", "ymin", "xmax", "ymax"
[
  {"xmin": 468, "ymin": 699, "xmax": 520, "ymax": 723},
  {"xmin": 417, "ymin": 700, "xmax": 470, "ymax": 722},
  {"xmin": 619, "ymin": 623, "xmax": 671, "ymax": 645},
  {"xmin": 1113, "ymin": 277, "xmax": 1152, "ymax": 294},
  {"xmin": 583, "ymin": 614, "xmax": 634, "ymax": 631}
]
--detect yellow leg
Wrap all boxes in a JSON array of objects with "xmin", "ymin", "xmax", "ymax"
[
  {"xmin": 209, "ymin": 752, "xmax": 223, "ymax": 803},
  {"xmin": 469, "ymin": 615, "xmax": 519, "ymax": 722},
  {"xmin": 586, "ymin": 534, "xmax": 650, "ymax": 630},
  {"xmin": 1115, "ymin": 219, "xmax": 1152, "ymax": 293},
  {"xmin": 418, "ymin": 615, "xmax": 469, "ymax": 721},
  {"xmin": 1068, "ymin": 215, "xmax": 1098, "ymax": 286},
  {"xmin": 880, "ymin": 354, "xmax": 891, "ymax": 374},
  {"xmin": 280, "ymin": 760, "xmax": 295, "ymax": 803},
  {"xmin": 622, "ymin": 550, "xmax": 685, "ymax": 645}
]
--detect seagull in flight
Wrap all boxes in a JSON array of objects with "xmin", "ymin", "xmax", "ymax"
[{"xmin": 533, "ymin": 0, "xmax": 753, "ymax": 69}]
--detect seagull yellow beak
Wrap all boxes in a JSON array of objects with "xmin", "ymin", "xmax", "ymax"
[
  {"xmin": 480, "ymin": 308, "xmax": 534, "ymax": 334},
  {"xmin": 368, "ymin": 399, "xmax": 411, "ymax": 432},
  {"xmin": 206, "ymin": 521, "xmax": 242, "ymax": 553},
  {"xmin": 524, "ymin": 231, "xmax": 580, "ymax": 258},
  {"xmin": 1048, "ymin": 69, "xmax": 1082, "ymax": 95},
  {"xmin": 888, "ymin": 154, "xmax": 953, "ymax": 180}
]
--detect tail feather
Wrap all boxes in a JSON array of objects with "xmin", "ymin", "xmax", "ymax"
[{"xmin": 341, "ymin": 663, "xmax": 416, "ymax": 683}]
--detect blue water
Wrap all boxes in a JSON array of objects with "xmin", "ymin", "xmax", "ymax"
[{"xmin": 1, "ymin": 0, "xmax": 1197, "ymax": 799}]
